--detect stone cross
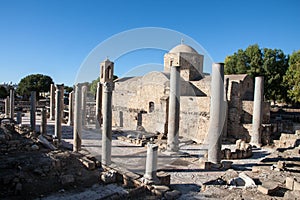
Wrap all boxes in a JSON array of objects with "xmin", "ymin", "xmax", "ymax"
[
  {"xmin": 67, "ymin": 91, "xmax": 74, "ymax": 126},
  {"xmin": 54, "ymin": 84, "xmax": 64, "ymax": 144},
  {"xmin": 73, "ymin": 83, "xmax": 82, "ymax": 152},
  {"xmin": 167, "ymin": 65, "xmax": 181, "ymax": 152},
  {"xmin": 49, "ymin": 84, "xmax": 55, "ymax": 120},
  {"xmin": 251, "ymin": 76, "xmax": 264, "ymax": 147},
  {"xmin": 30, "ymin": 91, "xmax": 36, "ymax": 131},
  {"xmin": 207, "ymin": 63, "xmax": 226, "ymax": 164}
]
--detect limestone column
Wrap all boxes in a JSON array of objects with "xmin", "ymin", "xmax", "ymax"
[
  {"xmin": 30, "ymin": 91, "xmax": 36, "ymax": 131},
  {"xmin": 5, "ymin": 96, "xmax": 9, "ymax": 118},
  {"xmin": 54, "ymin": 84, "xmax": 64, "ymax": 143},
  {"xmin": 95, "ymin": 82, "xmax": 102, "ymax": 129},
  {"xmin": 167, "ymin": 65, "xmax": 181, "ymax": 152},
  {"xmin": 73, "ymin": 83, "xmax": 82, "ymax": 152},
  {"xmin": 9, "ymin": 89, "xmax": 14, "ymax": 119},
  {"xmin": 49, "ymin": 84, "xmax": 55, "ymax": 120},
  {"xmin": 251, "ymin": 76, "xmax": 264, "ymax": 146},
  {"xmin": 102, "ymin": 82, "xmax": 113, "ymax": 166},
  {"xmin": 81, "ymin": 85, "xmax": 87, "ymax": 128},
  {"xmin": 143, "ymin": 143, "xmax": 159, "ymax": 183},
  {"xmin": 67, "ymin": 91, "xmax": 74, "ymax": 126},
  {"xmin": 207, "ymin": 63, "xmax": 226, "ymax": 164},
  {"xmin": 40, "ymin": 108, "xmax": 47, "ymax": 135}
]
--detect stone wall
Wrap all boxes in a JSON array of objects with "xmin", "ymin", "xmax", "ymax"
[
  {"xmin": 180, "ymin": 97, "xmax": 210, "ymax": 143},
  {"xmin": 242, "ymin": 101, "xmax": 270, "ymax": 123}
]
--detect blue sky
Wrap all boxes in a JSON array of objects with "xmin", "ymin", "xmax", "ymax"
[{"xmin": 0, "ymin": 0, "xmax": 299, "ymax": 86}]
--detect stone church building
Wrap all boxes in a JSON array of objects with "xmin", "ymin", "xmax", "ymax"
[{"xmin": 111, "ymin": 44, "xmax": 270, "ymax": 143}]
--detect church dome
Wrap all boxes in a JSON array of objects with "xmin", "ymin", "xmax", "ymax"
[{"xmin": 169, "ymin": 44, "xmax": 198, "ymax": 54}]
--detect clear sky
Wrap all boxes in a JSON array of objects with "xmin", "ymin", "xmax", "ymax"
[{"xmin": 0, "ymin": 0, "xmax": 299, "ymax": 86}]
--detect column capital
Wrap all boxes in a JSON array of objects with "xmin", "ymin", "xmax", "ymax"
[{"xmin": 103, "ymin": 82, "xmax": 114, "ymax": 92}]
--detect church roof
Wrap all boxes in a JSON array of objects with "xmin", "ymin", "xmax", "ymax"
[{"xmin": 169, "ymin": 44, "xmax": 198, "ymax": 54}]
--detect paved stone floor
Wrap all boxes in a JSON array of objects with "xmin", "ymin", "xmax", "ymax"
[{"xmin": 21, "ymin": 113, "xmax": 275, "ymax": 199}]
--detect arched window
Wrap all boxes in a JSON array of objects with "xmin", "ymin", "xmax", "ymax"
[{"xmin": 149, "ymin": 102, "xmax": 154, "ymax": 113}]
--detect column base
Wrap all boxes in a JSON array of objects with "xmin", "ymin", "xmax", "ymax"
[{"xmin": 141, "ymin": 176, "xmax": 160, "ymax": 185}]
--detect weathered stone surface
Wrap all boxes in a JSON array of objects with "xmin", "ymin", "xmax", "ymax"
[
  {"xmin": 239, "ymin": 172, "xmax": 256, "ymax": 188},
  {"xmin": 101, "ymin": 170, "xmax": 117, "ymax": 184},
  {"xmin": 294, "ymin": 180, "xmax": 300, "ymax": 191},
  {"xmin": 284, "ymin": 190, "xmax": 300, "ymax": 200},
  {"xmin": 164, "ymin": 190, "xmax": 181, "ymax": 200},
  {"xmin": 151, "ymin": 185, "xmax": 170, "ymax": 196},
  {"xmin": 61, "ymin": 174, "xmax": 75, "ymax": 185},
  {"xmin": 157, "ymin": 171, "xmax": 170, "ymax": 185},
  {"xmin": 257, "ymin": 182, "xmax": 280, "ymax": 195},
  {"xmin": 79, "ymin": 157, "xmax": 96, "ymax": 170}
]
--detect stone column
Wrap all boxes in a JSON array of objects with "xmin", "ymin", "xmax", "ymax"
[
  {"xmin": 207, "ymin": 63, "xmax": 226, "ymax": 164},
  {"xmin": 102, "ymin": 82, "xmax": 113, "ymax": 166},
  {"xmin": 95, "ymin": 82, "xmax": 102, "ymax": 129},
  {"xmin": 251, "ymin": 76, "xmax": 264, "ymax": 146},
  {"xmin": 167, "ymin": 65, "xmax": 181, "ymax": 152},
  {"xmin": 9, "ymin": 89, "xmax": 14, "ymax": 119},
  {"xmin": 54, "ymin": 84, "xmax": 64, "ymax": 143},
  {"xmin": 40, "ymin": 108, "xmax": 47, "ymax": 135},
  {"xmin": 30, "ymin": 91, "xmax": 36, "ymax": 131},
  {"xmin": 73, "ymin": 83, "xmax": 82, "ymax": 152},
  {"xmin": 143, "ymin": 143, "xmax": 159, "ymax": 183},
  {"xmin": 5, "ymin": 96, "xmax": 9, "ymax": 118},
  {"xmin": 67, "ymin": 91, "xmax": 74, "ymax": 126},
  {"xmin": 49, "ymin": 84, "xmax": 55, "ymax": 120},
  {"xmin": 81, "ymin": 85, "xmax": 87, "ymax": 128},
  {"xmin": 16, "ymin": 111, "xmax": 22, "ymax": 124}
]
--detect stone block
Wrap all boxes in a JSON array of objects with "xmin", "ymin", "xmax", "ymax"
[
  {"xmin": 294, "ymin": 180, "xmax": 300, "ymax": 191},
  {"xmin": 224, "ymin": 148, "xmax": 231, "ymax": 159},
  {"xmin": 277, "ymin": 161, "xmax": 286, "ymax": 170},
  {"xmin": 79, "ymin": 157, "xmax": 95, "ymax": 170},
  {"xmin": 258, "ymin": 182, "xmax": 280, "ymax": 195},
  {"xmin": 252, "ymin": 166, "xmax": 260, "ymax": 173},
  {"xmin": 231, "ymin": 152, "xmax": 237, "ymax": 159},
  {"xmin": 236, "ymin": 149, "xmax": 243, "ymax": 159},
  {"xmin": 101, "ymin": 170, "xmax": 117, "ymax": 184},
  {"xmin": 221, "ymin": 161, "xmax": 232, "ymax": 170},
  {"xmin": 199, "ymin": 161, "xmax": 211, "ymax": 170},
  {"xmin": 284, "ymin": 190, "xmax": 300, "ymax": 200},
  {"xmin": 151, "ymin": 185, "xmax": 170, "ymax": 196},
  {"xmin": 157, "ymin": 171, "xmax": 170, "ymax": 185}
]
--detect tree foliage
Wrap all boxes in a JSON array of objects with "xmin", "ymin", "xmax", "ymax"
[
  {"xmin": 0, "ymin": 86, "xmax": 8, "ymax": 99},
  {"xmin": 225, "ymin": 44, "xmax": 289, "ymax": 103},
  {"xmin": 17, "ymin": 74, "xmax": 54, "ymax": 99},
  {"xmin": 283, "ymin": 50, "xmax": 300, "ymax": 103}
]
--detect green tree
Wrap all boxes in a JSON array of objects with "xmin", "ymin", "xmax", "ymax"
[
  {"xmin": 225, "ymin": 44, "xmax": 289, "ymax": 103},
  {"xmin": 17, "ymin": 74, "xmax": 54, "ymax": 100},
  {"xmin": 263, "ymin": 48, "xmax": 289, "ymax": 103},
  {"xmin": 64, "ymin": 85, "xmax": 74, "ymax": 94},
  {"xmin": 90, "ymin": 77, "xmax": 100, "ymax": 96},
  {"xmin": 0, "ymin": 86, "xmax": 8, "ymax": 98},
  {"xmin": 284, "ymin": 50, "xmax": 300, "ymax": 103}
]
